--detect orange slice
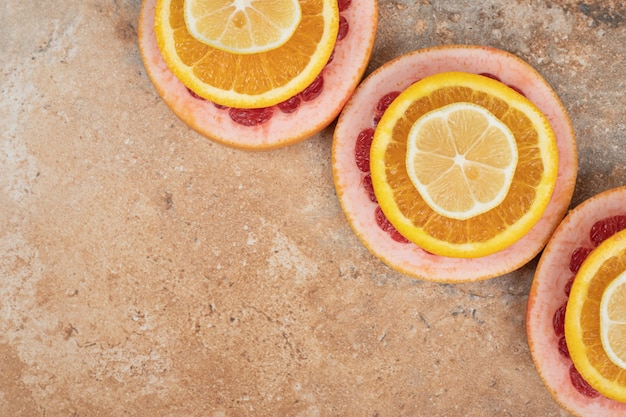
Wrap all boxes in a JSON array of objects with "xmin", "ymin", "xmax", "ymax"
[
  {"xmin": 184, "ymin": 0, "xmax": 302, "ymax": 54},
  {"xmin": 565, "ymin": 228, "xmax": 626, "ymax": 403},
  {"xmin": 370, "ymin": 71, "xmax": 559, "ymax": 258},
  {"xmin": 155, "ymin": 0, "xmax": 338, "ymax": 108}
]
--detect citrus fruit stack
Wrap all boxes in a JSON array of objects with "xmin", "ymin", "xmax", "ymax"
[
  {"xmin": 567, "ymin": 230, "xmax": 626, "ymax": 402},
  {"xmin": 371, "ymin": 71, "xmax": 558, "ymax": 258},
  {"xmin": 332, "ymin": 45, "xmax": 578, "ymax": 282},
  {"xmin": 528, "ymin": 186, "xmax": 626, "ymax": 417},
  {"xmin": 138, "ymin": 0, "xmax": 377, "ymax": 150}
]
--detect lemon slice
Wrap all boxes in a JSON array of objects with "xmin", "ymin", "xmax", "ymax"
[
  {"xmin": 405, "ymin": 102, "xmax": 518, "ymax": 220},
  {"xmin": 184, "ymin": 0, "xmax": 302, "ymax": 54},
  {"xmin": 600, "ymin": 271, "xmax": 626, "ymax": 369}
]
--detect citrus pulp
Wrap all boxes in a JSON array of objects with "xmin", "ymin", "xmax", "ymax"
[{"xmin": 184, "ymin": 0, "xmax": 302, "ymax": 54}]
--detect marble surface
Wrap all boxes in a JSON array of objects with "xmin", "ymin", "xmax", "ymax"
[{"xmin": 1, "ymin": 0, "xmax": 625, "ymax": 416}]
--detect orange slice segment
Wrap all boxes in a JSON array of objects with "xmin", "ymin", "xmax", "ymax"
[
  {"xmin": 370, "ymin": 71, "xmax": 559, "ymax": 258},
  {"xmin": 566, "ymin": 228, "xmax": 626, "ymax": 403},
  {"xmin": 184, "ymin": 0, "xmax": 302, "ymax": 54},
  {"xmin": 155, "ymin": 0, "xmax": 338, "ymax": 108}
]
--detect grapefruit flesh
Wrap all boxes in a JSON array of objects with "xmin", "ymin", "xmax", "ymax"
[
  {"xmin": 138, "ymin": 0, "xmax": 377, "ymax": 150},
  {"xmin": 332, "ymin": 45, "xmax": 578, "ymax": 282},
  {"xmin": 527, "ymin": 186, "xmax": 626, "ymax": 417}
]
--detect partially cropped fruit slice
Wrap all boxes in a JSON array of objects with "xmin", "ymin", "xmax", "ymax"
[
  {"xmin": 332, "ymin": 45, "xmax": 577, "ymax": 281},
  {"xmin": 184, "ymin": 0, "xmax": 302, "ymax": 54},
  {"xmin": 404, "ymin": 101, "xmax": 518, "ymax": 220},
  {"xmin": 601, "ymin": 272, "xmax": 626, "ymax": 370},
  {"xmin": 156, "ymin": 0, "xmax": 338, "ymax": 108},
  {"xmin": 139, "ymin": 0, "xmax": 378, "ymax": 149},
  {"xmin": 565, "ymin": 228, "xmax": 626, "ymax": 403},
  {"xmin": 527, "ymin": 186, "xmax": 626, "ymax": 416}
]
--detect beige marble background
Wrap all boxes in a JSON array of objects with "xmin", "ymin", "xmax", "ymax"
[{"xmin": 1, "ymin": 0, "xmax": 625, "ymax": 416}]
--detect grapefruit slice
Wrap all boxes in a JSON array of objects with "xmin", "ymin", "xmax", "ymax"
[
  {"xmin": 138, "ymin": 0, "xmax": 377, "ymax": 150},
  {"xmin": 527, "ymin": 186, "xmax": 626, "ymax": 416},
  {"xmin": 332, "ymin": 45, "xmax": 577, "ymax": 282}
]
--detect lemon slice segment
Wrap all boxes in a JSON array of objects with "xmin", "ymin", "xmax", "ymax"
[
  {"xmin": 406, "ymin": 102, "xmax": 518, "ymax": 220},
  {"xmin": 184, "ymin": 0, "xmax": 302, "ymax": 54},
  {"xmin": 600, "ymin": 271, "xmax": 626, "ymax": 370}
]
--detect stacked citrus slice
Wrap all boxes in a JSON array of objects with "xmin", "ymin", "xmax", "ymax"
[
  {"xmin": 156, "ymin": 0, "xmax": 337, "ymax": 108},
  {"xmin": 138, "ymin": 0, "xmax": 378, "ymax": 149},
  {"xmin": 370, "ymin": 71, "xmax": 558, "ymax": 258},
  {"xmin": 332, "ymin": 45, "xmax": 578, "ymax": 282},
  {"xmin": 527, "ymin": 186, "xmax": 626, "ymax": 416},
  {"xmin": 566, "ymin": 229, "xmax": 626, "ymax": 403}
]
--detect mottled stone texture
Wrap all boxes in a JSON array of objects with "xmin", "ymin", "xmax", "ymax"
[{"xmin": 1, "ymin": 1, "xmax": 625, "ymax": 416}]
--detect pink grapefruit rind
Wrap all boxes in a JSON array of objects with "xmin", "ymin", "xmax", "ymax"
[
  {"xmin": 332, "ymin": 45, "xmax": 578, "ymax": 283},
  {"xmin": 527, "ymin": 186, "xmax": 626, "ymax": 417},
  {"xmin": 138, "ymin": 0, "xmax": 378, "ymax": 151}
]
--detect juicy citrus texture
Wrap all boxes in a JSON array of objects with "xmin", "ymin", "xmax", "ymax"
[
  {"xmin": 405, "ymin": 102, "xmax": 518, "ymax": 220},
  {"xmin": 601, "ymin": 271, "xmax": 626, "ymax": 370},
  {"xmin": 370, "ymin": 71, "xmax": 559, "ymax": 258},
  {"xmin": 331, "ymin": 45, "xmax": 577, "ymax": 282},
  {"xmin": 140, "ymin": 0, "xmax": 378, "ymax": 149},
  {"xmin": 184, "ymin": 0, "xmax": 301, "ymax": 54},
  {"xmin": 155, "ymin": 0, "xmax": 338, "ymax": 108},
  {"xmin": 566, "ymin": 228, "xmax": 626, "ymax": 403}
]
